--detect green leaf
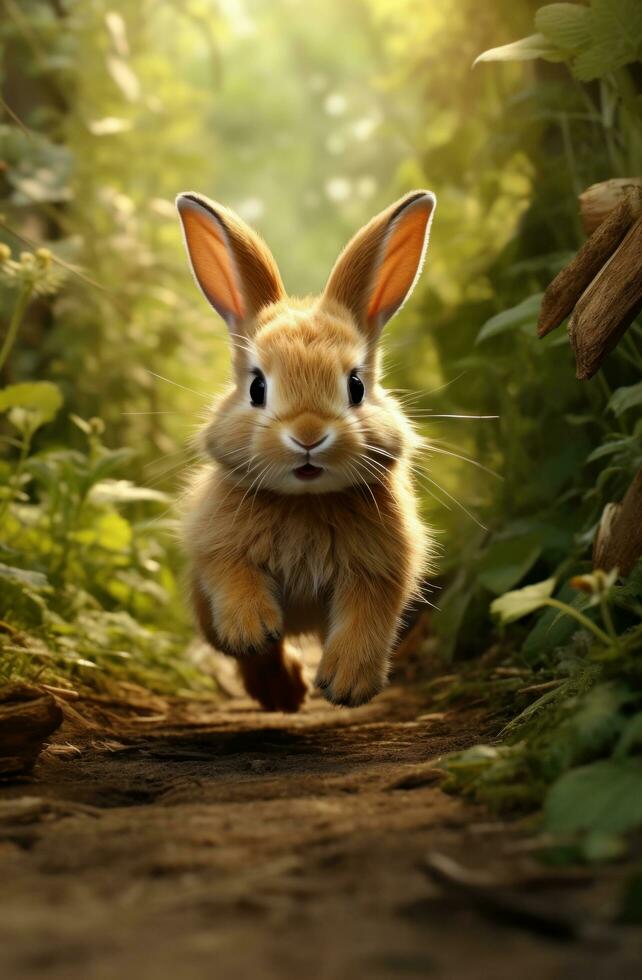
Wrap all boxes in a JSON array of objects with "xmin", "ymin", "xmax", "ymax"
[
  {"xmin": 444, "ymin": 744, "xmax": 500, "ymax": 772},
  {"xmin": 0, "ymin": 382, "xmax": 63, "ymax": 423},
  {"xmin": 535, "ymin": 4, "xmax": 592, "ymax": 50},
  {"xmin": 475, "ymin": 294, "xmax": 543, "ymax": 343},
  {"xmin": 0, "ymin": 562, "xmax": 50, "ymax": 591},
  {"xmin": 74, "ymin": 511, "xmax": 132, "ymax": 551},
  {"xmin": 522, "ymin": 584, "xmax": 589, "ymax": 659},
  {"xmin": 608, "ymin": 383, "xmax": 642, "ymax": 417},
  {"xmin": 571, "ymin": 0, "xmax": 642, "ymax": 82},
  {"xmin": 566, "ymin": 683, "xmax": 631, "ymax": 757},
  {"xmin": 545, "ymin": 758, "xmax": 642, "ymax": 836},
  {"xmin": 491, "ymin": 578, "xmax": 556, "ymax": 624},
  {"xmin": 473, "ymin": 34, "xmax": 564, "ymax": 67},
  {"xmin": 6, "ymin": 138, "xmax": 73, "ymax": 206},
  {"xmin": 89, "ymin": 448, "xmax": 136, "ymax": 484},
  {"xmin": 586, "ymin": 437, "xmax": 635, "ymax": 462},
  {"xmin": 89, "ymin": 480, "xmax": 171, "ymax": 505},
  {"xmin": 477, "ymin": 536, "xmax": 542, "ymax": 595}
]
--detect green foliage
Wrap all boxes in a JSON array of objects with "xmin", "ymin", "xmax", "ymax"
[
  {"xmin": 0, "ymin": 374, "xmax": 212, "ymax": 692},
  {"xmin": 422, "ymin": 1, "xmax": 642, "ymax": 856},
  {"xmin": 545, "ymin": 757, "xmax": 642, "ymax": 836},
  {"xmin": 608, "ymin": 382, "xmax": 642, "ymax": 417},
  {"xmin": 491, "ymin": 577, "xmax": 556, "ymax": 621},
  {"xmin": 475, "ymin": 293, "xmax": 543, "ymax": 344},
  {"xmin": 476, "ymin": 1, "xmax": 642, "ymax": 81},
  {"xmin": 0, "ymin": 380, "xmax": 60, "ymax": 414}
]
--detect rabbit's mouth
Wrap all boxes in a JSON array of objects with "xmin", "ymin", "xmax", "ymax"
[{"xmin": 293, "ymin": 462, "xmax": 324, "ymax": 482}]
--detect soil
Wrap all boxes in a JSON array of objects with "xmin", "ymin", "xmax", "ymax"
[{"xmin": 0, "ymin": 676, "xmax": 640, "ymax": 980}]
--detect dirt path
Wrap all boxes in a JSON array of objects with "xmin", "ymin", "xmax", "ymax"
[{"xmin": 0, "ymin": 685, "xmax": 640, "ymax": 980}]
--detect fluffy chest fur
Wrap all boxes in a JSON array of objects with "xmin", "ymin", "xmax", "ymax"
[{"xmin": 184, "ymin": 464, "xmax": 426, "ymax": 602}]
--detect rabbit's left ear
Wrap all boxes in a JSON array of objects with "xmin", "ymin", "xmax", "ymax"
[
  {"xmin": 321, "ymin": 190, "xmax": 436, "ymax": 339},
  {"xmin": 176, "ymin": 193, "xmax": 284, "ymax": 330}
]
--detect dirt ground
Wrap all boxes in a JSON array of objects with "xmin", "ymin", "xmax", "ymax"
[{"xmin": 0, "ymin": 675, "xmax": 641, "ymax": 980}]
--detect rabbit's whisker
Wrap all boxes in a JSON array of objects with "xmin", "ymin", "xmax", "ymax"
[
  {"xmin": 416, "ymin": 469, "xmax": 487, "ymax": 530},
  {"xmin": 362, "ymin": 443, "xmax": 397, "ymax": 462},
  {"xmin": 216, "ymin": 457, "xmax": 258, "ymax": 499},
  {"xmin": 249, "ymin": 463, "xmax": 277, "ymax": 517},
  {"xmin": 419, "ymin": 443, "xmax": 503, "ymax": 481},
  {"xmin": 358, "ymin": 460, "xmax": 390, "ymax": 491},
  {"xmin": 232, "ymin": 460, "xmax": 272, "ymax": 525},
  {"xmin": 144, "ymin": 454, "xmax": 200, "ymax": 487},
  {"xmin": 144, "ymin": 446, "xmax": 191, "ymax": 471},
  {"xmin": 410, "ymin": 412, "xmax": 499, "ymax": 420},
  {"xmin": 353, "ymin": 456, "xmax": 388, "ymax": 500},
  {"xmin": 358, "ymin": 452, "xmax": 393, "ymax": 483},
  {"xmin": 145, "ymin": 370, "xmax": 211, "ymax": 399},
  {"xmin": 343, "ymin": 461, "xmax": 384, "ymax": 523},
  {"xmin": 421, "ymin": 372, "xmax": 469, "ymax": 398},
  {"xmin": 206, "ymin": 457, "xmax": 263, "ymax": 524}
]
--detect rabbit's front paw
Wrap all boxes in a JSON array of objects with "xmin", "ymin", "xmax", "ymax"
[
  {"xmin": 215, "ymin": 591, "xmax": 283, "ymax": 656},
  {"xmin": 315, "ymin": 655, "xmax": 388, "ymax": 708}
]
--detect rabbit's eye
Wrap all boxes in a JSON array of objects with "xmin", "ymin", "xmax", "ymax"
[
  {"xmin": 249, "ymin": 370, "xmax": 266, "ymax": 407},
  {"xmin": 348, "ymin": 372, "xmax": 365, "ymax": 405}
]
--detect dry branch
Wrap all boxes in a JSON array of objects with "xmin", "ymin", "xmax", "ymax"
[
  {"xmin": 580, "ymin": 178, "xmax": 642, "ymax": 235},
  {"xmin": 593, "ymin": 467, "xmax": 642, "ymax": 577},
  {"xmin": 568, "ymin": 214, "xmax": 642, "ymax": 380},
  {"xmin": 0, "ymin": 683, "xmax": 63, "ymax": 776},
  {"xmin": 537, "ymin": 189, "xmax": 642, "ymax": 338}
]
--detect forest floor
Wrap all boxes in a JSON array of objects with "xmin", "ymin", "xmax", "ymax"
[{"xmin": 0, "ymin": 665, "xmax": 641, "ymax": 980}]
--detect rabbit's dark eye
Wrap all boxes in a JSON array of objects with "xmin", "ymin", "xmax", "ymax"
[
  {"xmin": 249, "ymin": 370, "xmax": 266, "ymax": 407},
  {"xmin": 348, "ymin": 372, "xmax": 365, "ymax": 406}
]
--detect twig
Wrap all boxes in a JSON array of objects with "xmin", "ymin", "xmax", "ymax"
[
  {"xmin": 538, "ymin": 190, "xmax": 642, "ymax": 337},
  {"xmin": 569, "ymin": 214, "xmax": 642, "ymax": 379}
]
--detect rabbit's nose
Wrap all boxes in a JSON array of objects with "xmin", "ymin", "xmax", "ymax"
[
  {"xmin": 283, "ymin": 415, "xmax": 336, "ymax": 454},
  {"xmin": 290, "ymin": 434, "xmax": 328, "ymax": 452}
]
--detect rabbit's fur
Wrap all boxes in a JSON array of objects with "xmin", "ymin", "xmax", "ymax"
[{"xmin": 177, "ymin": 190, "xmax": 436, "ymax": 710}]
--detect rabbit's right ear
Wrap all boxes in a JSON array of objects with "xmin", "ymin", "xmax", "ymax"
[
  {"xmin": 176, "ymin": 193, "xmax": 284, "ymax": 330},
  {"xmin": 321, "ymin": 190, "xmax": 436, "ymax": 341}
]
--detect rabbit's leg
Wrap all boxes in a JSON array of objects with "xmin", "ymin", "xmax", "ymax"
[
  {"xmin": 192, "ymin": 560, "xmax": 282, "ymax": 657},
  {"xmin": 238, "ymin": 639, "xmax": 307, "ymax": 712},
  {"xmin": 316, "ymin": 576, "xmax": 402, "ymax": 707}
]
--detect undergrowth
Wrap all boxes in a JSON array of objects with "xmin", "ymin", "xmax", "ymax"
[
  {"xmin": 0, "ymin": 251, "xmax": 212, "ymax": 695},
  {"xmin": 419, "ymin": 1, "xmax": 642, "ymax": 881}
]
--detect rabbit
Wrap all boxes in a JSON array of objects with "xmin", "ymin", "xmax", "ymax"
[{"xmin": 176, "ymin": 189, "xmax": 436, "ymax": 712}]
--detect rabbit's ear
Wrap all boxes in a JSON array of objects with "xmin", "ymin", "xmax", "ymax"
[
  {"xmin": 176, "ymin": 193, "xmax": 284, "ymax": 329},
  {"xmin": 321, "ymin": 190, "xmax": 435, "ymax": 338}
]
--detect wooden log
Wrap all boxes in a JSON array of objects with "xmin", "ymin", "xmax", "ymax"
[
  {"xmin": 568, "ymin": 213, "xmax": 642, "ymax": 379},
  {"xmin": 537, "ymin": 190, "xmax": 642, "ymax": 337},
  {"xmin": 0, "ymin": 683, "xmax": 63, "ymax": 777},
  {"xmin": 593, "ymin": 467, "xmax": 642, "ymax": 577},
  {"xmin": 580, "ymin": 178, "xmax": 642, "ymax": 235}
]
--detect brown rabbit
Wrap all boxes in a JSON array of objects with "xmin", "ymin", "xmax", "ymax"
[{"xmin": 177, "ymin": 190, "xmax": 436, "ymax": 711}]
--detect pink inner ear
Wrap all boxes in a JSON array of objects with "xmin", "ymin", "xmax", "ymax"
[
  {"xmin": 179, "ymin": 204, "xmax": 246, "ymax": 321},
  {"xmin": 367, "ymin": 202, "xmax": 432, "ymax": 322}
]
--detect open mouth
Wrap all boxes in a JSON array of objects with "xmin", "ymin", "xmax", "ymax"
[{"xmin": 293, "ymin": 463, "xmax": 324, "ymax": 481}]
